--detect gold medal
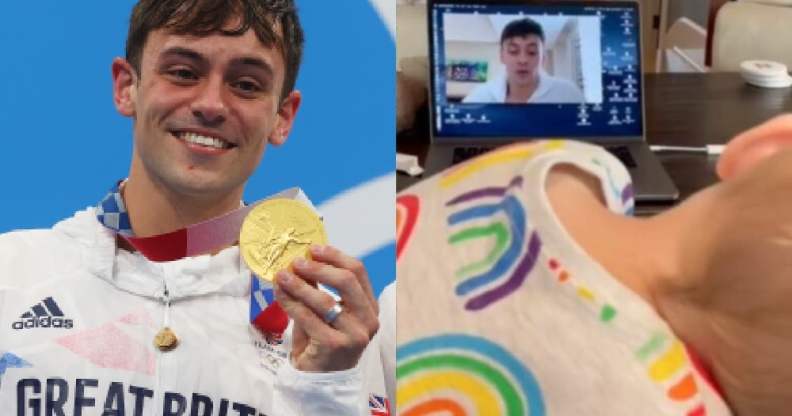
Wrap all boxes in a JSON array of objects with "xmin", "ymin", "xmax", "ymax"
[
  {"xmin": 154, "ymin": 327, "xmax": 179, "ymax": 351},
  {"xmin": 240, "ymin": 198, "xmax": 327, "ymax": 282}
]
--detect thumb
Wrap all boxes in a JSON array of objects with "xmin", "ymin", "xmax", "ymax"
[{"xmin": 717, "ymin": 114, "xmax": 792, "ymax": 180}]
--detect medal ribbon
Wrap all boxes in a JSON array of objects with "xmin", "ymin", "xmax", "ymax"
[{"xmin": 96, "ymin": 180, "xmax": 297, "ymax": 336}]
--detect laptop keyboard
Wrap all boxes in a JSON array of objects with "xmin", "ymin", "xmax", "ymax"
[
  {"xmin": 451, "ymin": 145, "xmax": 637, "ymax": 168},
  {"xmin": 603, "ymin": 145, "xmax": 637, "ymax": 168},
  {"xmin": 451, "ymin": 146, "xmax": 493, "ymax": 164}
]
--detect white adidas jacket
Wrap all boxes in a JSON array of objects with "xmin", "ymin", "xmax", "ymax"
[{"xmin": 0, "ymin": 208, "xmax": 388, "ymax": 415}]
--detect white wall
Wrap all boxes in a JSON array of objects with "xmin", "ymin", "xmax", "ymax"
[
  {"xmin": 551, "ymin": 21, "xmax": 577, "ymax": 84},
  {"xmin": 578, "ymin": 16, "xmax": 603, "ymax": 102}
]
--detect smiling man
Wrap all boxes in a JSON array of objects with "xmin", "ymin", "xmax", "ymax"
[
  {"xmin": 463, "ymin": 17, "xmax": 584, "ymax": 104},
  {"xmin": 0, "ymin": 1, "xmax": 387, "ymax": 415}
]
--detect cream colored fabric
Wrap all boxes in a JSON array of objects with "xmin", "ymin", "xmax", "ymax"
[
  {"xmin": 713, "ymin": 1, "xmax": 792, "ymax": 70},
  {"xmin": 396, "ymin": 141, "xmax": 732, "ymax": 415}
]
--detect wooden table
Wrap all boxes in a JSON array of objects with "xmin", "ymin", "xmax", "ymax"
[{"xmin": 397, "ymin": 73, "xmax": 792, "ymax": 212}]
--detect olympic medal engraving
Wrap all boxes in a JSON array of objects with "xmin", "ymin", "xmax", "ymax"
[{"xmin": 240, "ymin": 198, "xmax": 327, "ymax": 281}]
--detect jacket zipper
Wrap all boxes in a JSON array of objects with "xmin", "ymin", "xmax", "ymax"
[{"xmin": 154, "ymin": 282, "xmax": 171, "ymax": 415}]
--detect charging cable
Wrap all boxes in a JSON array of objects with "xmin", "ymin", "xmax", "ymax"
[{"xmin": 649, "ymin": 144, "xmax": 725, "ymax": 155}]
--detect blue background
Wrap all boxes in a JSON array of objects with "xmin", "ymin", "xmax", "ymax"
[{"xmin": 0, "ymin": 2, "xmax": 395, "ymax": 295}]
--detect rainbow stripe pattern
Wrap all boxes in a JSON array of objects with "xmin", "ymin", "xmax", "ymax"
[
  {"xmin": 439, "ymin": 141, "xmax": 564, "ymax": 189},
  {"xmin": 547, "ymin": 256, "xmax": 708, "ymax": 415},
  {"xmin": 591, "ymin": 158, "xmax": 635, "ymax": 215},
  {"xmin": 446, "ymin": 177, "xmax": 541, "ymax": 311},
  {"xmin": 637, "ymin": 334, "xmax": 708, "ymax": 416},
  {"xmin": 547, "ymin": 258, "xmax": 619, "ymax": 323},
  {"xmin": 397, "ymin": 334, "xmax": 545, "ymax": 416}
]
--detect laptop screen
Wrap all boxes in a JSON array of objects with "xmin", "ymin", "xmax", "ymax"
[{"xmin": 429, "ymin": 1, "xmax": 643, "ymax": 141}]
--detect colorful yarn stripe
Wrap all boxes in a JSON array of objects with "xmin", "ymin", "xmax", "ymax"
[
  {"xmin": 649, "ymin": 341, "xmax": 687, "ymax": 382},
  {"xmin": 445, "ymin": 176, "xmax": 524, "ymax": 206},
  {"xmin": 640, "ymin": 338, "xmax": 707, "ymax": 412},
  {"xmin": 636, "ymin": 332, "xmax": 667, "ymax": 361},
  {"xmin": 466, "ymin": 233, "xmax": 541, "ymax": 311},
  {"xmin": 397, "ymin": 334, "xmax": 545, "ymax": 416},
  {"xmin": 449, "ymin": 196, "xmax": 527, "ymax": 296},
  {"xmin": 548, "ymin": 258, "xmax": 707, "ymax": 412},
  {"xmin": 401, "ymin": 398, "xmax": 466, "ymax": 416},
  {"xmin": 446, "ymin": 188, "xmax": 543, "ymax": 311},
  {"xmin": 621, "ymin": 184, "xmax": 634, "ymax": 205},
  {"xmin": 446, "ymin": 176, "xmax": 523, "ymax": 279},
  {"xmin": 440, "ymin": 141, "xmax": 564, "ymax": 189},
  {"xmin": 589, "ymin": 158, "xmax": 635, "ymax": 215},
  {"xmin": 397, "ymin": 194, "xmax": 420, "ymax": 261},
  {"xmin": 547, "ymin": 258, "xmax": 619, "ymax": 323},
  {"xmin": 449, "ymin": 222, "xmax": 510, "ymax": 279},
  {"xmin": 399, "ymin": 370, "xmax": 502, "ymax": 414}
]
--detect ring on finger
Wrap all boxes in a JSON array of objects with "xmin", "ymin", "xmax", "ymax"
[{"xmin": 322, "ymin": 302, "xmax": 343, "ymax": 325}]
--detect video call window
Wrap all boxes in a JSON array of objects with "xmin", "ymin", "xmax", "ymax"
[
  {"xmin": 443, "ymin": 13, "xmax": 603, "ymax": 104},
  {"xmin": 431, "ymin": 3, "xmax": 643, "ymax": 138}
]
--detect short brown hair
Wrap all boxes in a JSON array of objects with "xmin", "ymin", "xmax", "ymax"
[
  {"xmin": 125, "ymin": 0, "xmax": 304, "ymax": 100},
  {"xmin": 501, "ymin": 18, "xmax": 545, "ymax": 45}
]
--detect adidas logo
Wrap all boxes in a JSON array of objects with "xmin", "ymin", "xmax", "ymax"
[{"xmin": 12, "ymin": 297, "xmax": 73, "ymax": 330}]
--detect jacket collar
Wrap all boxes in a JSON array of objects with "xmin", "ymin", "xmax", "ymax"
[{"xmin": 53, "ymin": 208, "xmax": 249, "ymax": 301}]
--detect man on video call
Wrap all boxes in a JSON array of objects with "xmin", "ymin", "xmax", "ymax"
[
  {"xmin": 463, "ymin": 17, "xmax": 585, "ymax": 104},
  {"xmin": 0, "ymin": 1, "xmax": 388, "ymax": 414}
]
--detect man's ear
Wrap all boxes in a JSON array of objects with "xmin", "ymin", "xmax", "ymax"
[
  {"xmin": 112, "ymin": 57, "xmax": 137, "ymax": 117},
  {"xmin": 717, "ymin": 114, "xmax": 792, "ymax": 180},
  {"xmin": 269, "ymin": 90, "xmax": 301, "ymax": 146}
]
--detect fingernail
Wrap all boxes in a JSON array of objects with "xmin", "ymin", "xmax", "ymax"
[
  {"xmin": 277, "ymin": 271, "xmax": 291, "ymax": 284},
  {"xmin": 294, "ymin": 257, "xmax": 308, "ymax": 268},
  {"xmin": 310, "ymin": 245, "xmax": 324, "ymax": 255}
]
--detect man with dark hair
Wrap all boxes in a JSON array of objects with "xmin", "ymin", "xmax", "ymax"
[
  {"xmin": 463, "ymin": 16, "xmax": 585, "ymax": 103},
  {"xmin": 125, "ymin": 0, "xmax": 304, "ymax": 101},
  {"xmin": 500, "ymin": 16, "xmax": 545, "ymax": 44},
  {"xmin": 0, "ymin": 1, "xmax": 388, "ymax": 414}
]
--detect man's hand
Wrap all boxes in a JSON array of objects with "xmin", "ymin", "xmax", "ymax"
[
  {"xmin": 273, "ymin": 244, "xmax": 380, "ymax": 372},
  {"xmin": 658, "ymin": 117, "xmax": 792, "ymax": 416},
  {"xmin": 660, "ymin": 157, "xmax": 792, "ymax": 415},
  {"xmin": 546, "ymin": 114, "xmax": 792, "ymax": 415}
]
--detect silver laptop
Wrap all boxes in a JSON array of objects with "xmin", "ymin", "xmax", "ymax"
[{"xmin": 425, "ymin": 0, "xmax": 678, "ymax": 202}]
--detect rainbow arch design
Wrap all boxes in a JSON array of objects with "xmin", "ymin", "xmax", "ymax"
[
  {"xmin": 397, "ymin": 194, "xmax": 420, "ymax": 261},
  {"xmin": 397, "ymin": 334, "xmax": 545, "ymax": 416},
  {"xmin": 446, "ymin": 178, "xmax": 542, "ymax": 310}
]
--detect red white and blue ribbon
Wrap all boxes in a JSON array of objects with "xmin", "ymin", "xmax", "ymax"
[{"xmin": 96, "ymin": 180, "xmax": 317, "ymax": 337}]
